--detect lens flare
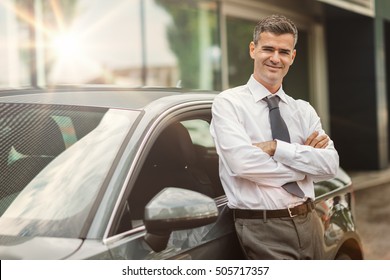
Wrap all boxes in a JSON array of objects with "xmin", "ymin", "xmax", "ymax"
[{"xmin": 51, "ymin": 32, "xmax": 83, "ymax": 60}]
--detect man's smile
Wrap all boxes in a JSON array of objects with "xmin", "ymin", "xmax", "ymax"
[{"xmin": 264, "ymin": 63, "xmax": 283, "ymax": 70}]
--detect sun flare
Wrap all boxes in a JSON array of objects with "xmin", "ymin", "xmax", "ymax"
[{"xmin": 50, "ymin": 32, "xmax": 83, "ymax": 60}]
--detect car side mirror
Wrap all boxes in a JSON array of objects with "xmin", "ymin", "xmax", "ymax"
[{"xmin": 143, "ymin": 187, "xmax": 218, "ymax": 252}]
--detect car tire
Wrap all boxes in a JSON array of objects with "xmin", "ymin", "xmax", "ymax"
[{"xmin": 335, "ymin": 252, "xmax": 352, "ymax": 260}]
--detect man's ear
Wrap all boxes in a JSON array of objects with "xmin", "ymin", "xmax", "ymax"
[
  {"xmin": 290, "ymin": 49, "xmax": 297, "ymax": 65},
  {"xmin": 249, "ymin": 41, "xmax": 256, "ymax": 59}
]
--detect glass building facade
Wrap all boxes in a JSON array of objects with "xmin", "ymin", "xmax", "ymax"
[
  {"xmin": 0, "ymin": 0, "xmax": 318, "ymax": 98},
  {"xmin": 2, "ymin": 0, "xmax": 390, "ymax": 171},
  {"xmin": 0, "ymin": 0, "xmax": 222, "ymax": 90}
]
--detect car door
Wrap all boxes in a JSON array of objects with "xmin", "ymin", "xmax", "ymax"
[{"xmin": 105, "ymin": 106, "xmax": 245, "ymax": 260}]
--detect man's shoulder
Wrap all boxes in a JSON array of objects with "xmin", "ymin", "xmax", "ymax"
[
  {"xmin": 285, "ymin": 95, "xmax": 312, "ymax": 108},
  {"xmin": 285, "ymin": 96, "xmax": 318, "ymax": 118},
  {"xmin": 212, "ymin": 85, "xmax": 251, "ymax": 112},
  {"xmin": 295, "ymin": 98, "xmax": 311, "ymax": 107},
  {"xmin": 216, "ymin": 84, "xmax": 250, "ymax": 100}
]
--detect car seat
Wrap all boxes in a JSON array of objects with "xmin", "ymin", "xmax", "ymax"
[
  {"xmin": 130, "ymin": 122, "xmax": 215, "ymax": 220},
  {"xmin": 0, "ymin": 114, "xmax": 66, "ymax": 199}
]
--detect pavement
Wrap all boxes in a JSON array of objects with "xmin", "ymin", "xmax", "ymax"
[{"xmin": 349, "ymin": 167, "xmax": 390, "ymax": 191}]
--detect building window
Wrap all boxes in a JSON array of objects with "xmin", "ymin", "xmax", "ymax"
[{"xmin": 0, "ymin": 0, "xmax": 221, "ymax": 90}]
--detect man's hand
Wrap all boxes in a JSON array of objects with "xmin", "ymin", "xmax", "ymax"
[
  {"xmin": 305, "ymin": 131, "xmax": 329, "ymax": 148},
  {"xmin": 253, "ymin": 140, "xmax": 277, "ymax": 156}
]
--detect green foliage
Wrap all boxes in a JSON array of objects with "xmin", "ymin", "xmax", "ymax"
[{"xmin": 155, "ymin": 0, "xmax": 219, "ymax": 89}]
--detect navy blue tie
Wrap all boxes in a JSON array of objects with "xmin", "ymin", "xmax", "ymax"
[{"xmin": 265, "ymin": 96, "xmax": 305, "ymax": 198}]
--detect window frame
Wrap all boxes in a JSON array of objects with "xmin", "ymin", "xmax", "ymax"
[{"xmin": 105, "ymin": 103, "xmax": 223, "ymax": 242}]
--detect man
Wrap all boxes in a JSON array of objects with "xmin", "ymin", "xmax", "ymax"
[{"xmin": 210, "ymin": 14, "xmax": 339, "ymax": 259}]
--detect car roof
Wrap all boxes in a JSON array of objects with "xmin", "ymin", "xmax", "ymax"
[{"xmin": 0, "ymin": 87, "xmax": 218, "ymax": 110}]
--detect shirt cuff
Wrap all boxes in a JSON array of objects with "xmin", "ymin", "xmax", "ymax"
[{"xmin": 274, "ymin": 139, "xmax": 295, "ymax": 164}]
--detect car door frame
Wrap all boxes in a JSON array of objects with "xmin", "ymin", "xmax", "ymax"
[{"xmin": 103, "ymin": 100, "xmax": 243, "ymax": 260}]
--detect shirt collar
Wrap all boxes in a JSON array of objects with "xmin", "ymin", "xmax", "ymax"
[{"xmin": 247, "ymin": 75, "xmax": 288, "ymax": 104}]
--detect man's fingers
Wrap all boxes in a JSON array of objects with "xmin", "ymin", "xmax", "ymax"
[
  {"xmin": 304, "ymin": 131, "xmax": 319, "ymax": 145},
  {"xmin": 314, "ymin": 135, "xmax": 329, "ymax": 148},
  {"xmin": 305, "ymin": 131, "xmax": 329, "ymax": 148}
]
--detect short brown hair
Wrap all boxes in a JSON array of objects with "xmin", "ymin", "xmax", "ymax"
[{"xmin": 253, "ymin": 14, "xmax": 298, "ymax": 46}]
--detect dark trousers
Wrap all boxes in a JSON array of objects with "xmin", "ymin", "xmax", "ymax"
[{"xmin": 234, "ymin": 210, "xmax": 325, "ymax": 259}]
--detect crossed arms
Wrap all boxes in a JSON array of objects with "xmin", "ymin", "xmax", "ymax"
[
  {"xmin": 210, "ymin": 95, "xmax": 339, "ymax": 187},
  {"xmin": 254, "ymin": 131, "xmax": 329, "ymax": 156}
]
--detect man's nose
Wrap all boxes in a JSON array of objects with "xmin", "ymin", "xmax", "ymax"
[{"xmin": 269, "ymin": 52, "xmax": 280, "ymax": 63}]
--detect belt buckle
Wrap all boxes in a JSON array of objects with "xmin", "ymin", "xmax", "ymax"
[{"xmin": 287, "ymin": 204, "xmax": 298, "ymax": 218}]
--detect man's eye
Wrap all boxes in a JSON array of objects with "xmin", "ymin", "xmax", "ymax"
[{"xmin": 262, "ymin": 48, "xmax": 273, "ymax": 52}]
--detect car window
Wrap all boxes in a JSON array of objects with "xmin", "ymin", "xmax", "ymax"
[
  {"xmin": 126, "ymin": 118, "xmax": 222, "ymax": 230},
  {"xmin": 0, "ymin": 103, "xmax": 139, "ymax": 238},
  {"xmin": 182, "ymin": 119, "xmax": 224, "ymax": 196},
  {"xmin": 181, "ymin": 119, "xmax": 215, "ymax": 148}
]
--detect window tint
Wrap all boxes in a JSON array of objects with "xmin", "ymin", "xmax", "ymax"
[
  {"xmin": 0, "ymin": 104, "xmax": 139, "ymax": 238},
  {"xmin": 127, "ymin": 119, "xmax": 221, "ymax": 229},
  {"xmin": 181, "ymin": 119, "xmax": 215, "ymax": 148}
]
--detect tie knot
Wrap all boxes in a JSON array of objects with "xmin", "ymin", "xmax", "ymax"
[{"xmin": 264, "ymin": 95, "xmax": 280, "ymax": 110}]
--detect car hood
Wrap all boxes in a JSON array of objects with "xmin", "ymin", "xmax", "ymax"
[{"xmin": 0, "ymin": 235, "xmax": 83, "ymax": 259}]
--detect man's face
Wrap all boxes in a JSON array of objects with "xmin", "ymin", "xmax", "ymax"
[{"xmin": 249, "ymin": 31, "xmax": 296, "ymax": 93}]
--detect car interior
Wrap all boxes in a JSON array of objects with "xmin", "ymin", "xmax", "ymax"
[
  {"xmin": 1, "ymin": 114, "xmax": 65, "ymax": 198},
  {"xmin": 129, "ymin": 120, "xmax": 223, "ymax": 221},
  {"xmin": 0, "ymin": 104, "xmax": 106, "ymax": 217}
]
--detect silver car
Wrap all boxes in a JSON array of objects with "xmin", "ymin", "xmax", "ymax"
[{"xmin": 0, "ymin": 88, "xmax": 363, "ymax": 259}]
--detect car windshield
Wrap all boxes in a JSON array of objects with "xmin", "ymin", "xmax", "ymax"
[{"xmin": 0, "ymin": 103, "xmax": 139, "ymax": 238}]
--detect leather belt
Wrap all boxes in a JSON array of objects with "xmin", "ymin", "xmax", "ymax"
[{"xmin": 232, "ymin": 200, "xmax": 315, "ymax": 219}]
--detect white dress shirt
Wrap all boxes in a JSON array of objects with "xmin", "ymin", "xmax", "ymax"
[{"xmin": 210, "ymin": 75, "xmax": 339, "ymax": 209}]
